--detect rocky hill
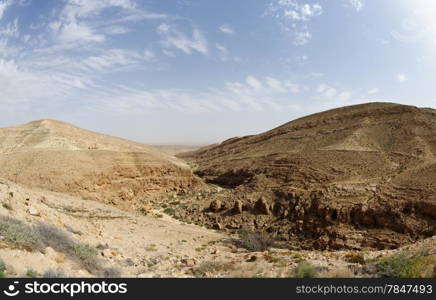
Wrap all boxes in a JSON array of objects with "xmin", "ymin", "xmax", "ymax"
[
  {"xmin": 0, "ymin": 120, "xmax": 202, "ymax": 210},
  {"xmin": 178, "ymin": 103, "xmax": 436, "ymax": 250}
]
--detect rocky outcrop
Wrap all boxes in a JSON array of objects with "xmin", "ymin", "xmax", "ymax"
[{"xmin": 178, "ymin": 103, "xmax": 436, "ymax": 250}]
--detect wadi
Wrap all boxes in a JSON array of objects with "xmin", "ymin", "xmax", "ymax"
[{"xmin": 0, "ymin": 103, "xmax": 434, "ymax": 278}]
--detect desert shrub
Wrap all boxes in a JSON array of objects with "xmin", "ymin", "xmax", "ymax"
[
  {"xmin": 375, "ymin": 252, "xmax": 435, "ymax": 278},
  {"xmin": 293, "ymin": 261, "xmax": 319, "ymax": 278},
  {"xmin": 193, "ymin": 261, "xmax": 235, "ymax": 277},
  {"xmin": 26, "ymin": 269, "xmax": 39, "ymax": 278},
  {"xmin": 0, "ymin": 216, "xmax": 43, "ymax": 251},
  {"xmin": 43, "ymin": 268, "xmax": 65, "ymax": 278},
  {"xmin": 344, "ymin": 252, "xmax": 366, "ymax": 264},
  {"xmin": 0, "ymin": 259, "xmax": 6, "ymax": 278},
  {"xmin": 73, "ymin": 243, "xmax": 100, "ymax": 272},
  {"xmin": 237, "ymin": 229, "xmax": 276, "ymax": 252},
  {"xmin": 103, "ymin": 266, "xmax": 122, "ymax": 278},
  {"xmin": 34, "ymin": 223, "xmax": 75, "ymax": 253},
  {"xmin": 163, "ymin": 207, "xmax": 176, "ymax": 216}
]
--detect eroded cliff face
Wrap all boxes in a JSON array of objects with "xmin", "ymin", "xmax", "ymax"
[{"xmin": 177, "ymin": 103, "xmax": 436, "ymax": 250}]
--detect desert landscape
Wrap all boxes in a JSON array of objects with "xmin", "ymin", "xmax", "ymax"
[{"xmin": 0, "ymin": 102, "xmax": 434, "ymax": 278}]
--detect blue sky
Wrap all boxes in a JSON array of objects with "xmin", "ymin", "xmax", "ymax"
[{"xmin": 0, "ymin": 0, "xmax": 435, "ymax": 144}]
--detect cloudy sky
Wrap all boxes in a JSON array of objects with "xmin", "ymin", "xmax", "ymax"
[{"xmin": 0, "ymin": 0, "xmax": 435, "ymax": 144}]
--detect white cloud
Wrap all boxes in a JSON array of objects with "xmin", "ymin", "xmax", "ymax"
[
  {"xmin": 267, "ymin": 1, "xmax": 323, "ymax": 45},
  {"xmin": 0, "ymin": 0, "xmax": 12, "ymax": 20},
  {"xmin": 294, "ymin": 29, "xmax": 312, "ymax": 46},
  {"xmin": 0, "ymin": 18, "xmax": 19, "ymax": 37},
  {"xmin": 397, "ymin": 73, "xmax": 408, "ymax": 82},
  {"xmin": 219, "ymin": 24, "xmax": 234, "ymax": 35},
  {"xmin": 348, "ymin": 0, "xmax": 364, "ymax": 12},
  {"xmin": 215, "ymin": 43, "xmax": 228, "ymax": 61},
  {"xmin": 87, "ymin": 75, "xmax": 303, "ymax": 115},
  {"xmin": 367, "ymin": 88, "xmax": 379, "ymax": 95},
  {"xmin": 246, "ymin": 76, "xmax": 263, "ymax": 89},
  {"xmin": 338, "ymin": 91, "xmax": 351, "ymax": 102},
  {"xmin": 158, "ymin": 24, "xmax": 208, "ymax": 55},
  {"xmin": 49, "ymin": 0, "xmax": 165, "ymax": 46},
  {"xmin": 325, "ymin": 87, "xmax": 337, "ymax": 99},
  {"xmin": 317, "ymin": 84, "xmax": 328, "ymax": 93},
  {"xmin": 54, "ymin": 20, "xmax": 105, "ymax": 44}
]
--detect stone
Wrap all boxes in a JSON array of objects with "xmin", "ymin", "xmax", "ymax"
[
  {"xmin": 213, "ymin": 222, "xmax": 223, "ymax": 230},
  {"xmin": 233, "ymin": 200, "xmax": 243, "ymax": 214},
  {"xmin": 255, "ymin": 198, "xmax": 271, "ymax": 215},
  {"xmin": 247, "ymin": 255, "xmax": 258, "ymax": 262},
  {"xmin": 101, "ymin": 249, "xmax": 118, "ymax": 258},
  {"xmin": 209, "ymin": 200, "xmax": 222, "ymax": 212},
  {"xmin": 28, "ymin": 208, "xmax": 40, "ymax": 216},
  {"xmin": 181, "ymin": 258, "xmax": 197, "ymax": 266}
]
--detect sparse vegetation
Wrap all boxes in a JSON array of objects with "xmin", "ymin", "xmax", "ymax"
[
  {"xmin": 26, "ymin": 269, "xmax": 39, "ymax": 278},
  {"xmin": 344, "ymin": 252, "xmax": 366, "ymax": 264},
  {"xmin": 371, "ymin": 252, "xmax": 435, "ymax": 278},
  {"xmin": 145, "ymin": 244, "xmax": 157, "ymax": 252},
  {"xmin": 0, "ymin": 216, "xmax": 102, "ymax": 274},
  {"xmin": 293, "ymin": 261, "xmax": 319, "ymax": 278},
  {"xmin": 0, "ymin": 259, "xmax": 6, "ymax": 278},
  {"xmin": 0, "ymin": 216, "xmax": 44, "ymax": 251},
  {"xmin": 193, "ymin": 261, "xmax": 235, "ymax": 277},
  {"xmin": 43, "ymin": 268, "xmax": 65, "ymax": 278},
  {"xmin": 34, "ymin": 223, "xmax": 75, "ymax": 253},
  {"xmin": 163, "ymin": 207, "xmax": 176, "ymax": 216},
  {"xmin": 237, "ymin": 229, "xmax": 276, "ymax": 252},
  {"xmin": 73, "ymin": 243, "xmax": 100, "ymax": 272},
  {"xmin": 103, "ymin": 266, "xmax": 122, "ymax": 278}
]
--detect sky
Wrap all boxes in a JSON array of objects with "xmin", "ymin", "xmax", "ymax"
[{"xmin": 0, "ymin": 0, "xmax": 435, "ymax": 144}]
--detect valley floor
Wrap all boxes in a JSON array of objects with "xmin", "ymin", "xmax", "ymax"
[{"xmin": 0, "ymin": 179, "xmax": 434, "ymax": 278}]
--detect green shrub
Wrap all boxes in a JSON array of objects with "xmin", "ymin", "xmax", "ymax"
[
  {"xmin": 293, "ymin": 261, "xmax": 319, "ymax": 278},
  {"xmin": 163, "ymin": 207, "xmax": 176, "ymax": 216},
  {"xmin": 237, "ymin": 229, "xmax": 276, "ymax": 252},
  {"xmin": 73, "ymin": 243, "xmax": 100, "ymax": 272},
  {"xmin": 376, "ymin": 252, "xmax": 435, "ymax": 278},
  {"xmin": 0, "ymin": 259, "xmax": 6, "ymax": 278},
  {"xmin": 26, "ymin": 269, "xmax": 39, "ymax": 278},
  {"xmin": 0, "ymin": 217, "xmax": 104, "ymax": 275},
  {"xmin": 0, "ymin": 216, "xmax": 43, "ymax": 251}
]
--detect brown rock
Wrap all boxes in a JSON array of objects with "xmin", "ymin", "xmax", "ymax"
[
  {"xmin": 247, "ymin": 255, "xmax": 258, "ymax": 262},
  {"xmin": 233, "ymin": 200, "xmax": 243, "ymax": 214},
  {"xmin": 255, "ymin": 198, "xmax": 271, "ymax": 215},
  {"xmin": 181, "ymin": 258, "xmax": 197, "ymax": 266},
  {"xmin": 209, "ymin": 200, "xmax": 222, "ymax": 212}
]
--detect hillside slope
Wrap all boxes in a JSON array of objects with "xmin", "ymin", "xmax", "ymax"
[
  {"xmin": 0, "ymin": 120, "xmax": 202, "ymax": 210},
  {"xmin": 178, "ymin": 103, "xmax": 436, "ymax": 250}
]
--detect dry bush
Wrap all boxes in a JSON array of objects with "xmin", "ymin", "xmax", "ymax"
[
  {"xmin": 193, "ymin": 261, "xmax": 235, "ymax": 277},
  {"xmin": 293, "ymin": 261, "xmax": 319, "ymax": 278},
  {"xmin": 43, "ymin": 268, "xmax": 65, "ymax": 278},
  {"xmin": 237, "ymin": 229, "xmax": 276, "ymax": 252},
  {"xmin": 103, "ymin": 266, "xmax": 122, "ymax": 278},
  {"xmin": 344, "ymin": 252, "xmax": 366, "ymax": 264},
  {"xmin": 0, "ymin": 216, "xmax": 43, "ymax": 251}
]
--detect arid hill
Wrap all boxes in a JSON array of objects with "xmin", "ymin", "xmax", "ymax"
[
  {"xmin": 0, "ymin": 119, "xmax": 201, "ymax": 210},
  {"xmin": 178, "ymin": 103, "xmax": 436, "ymax": 250}
]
